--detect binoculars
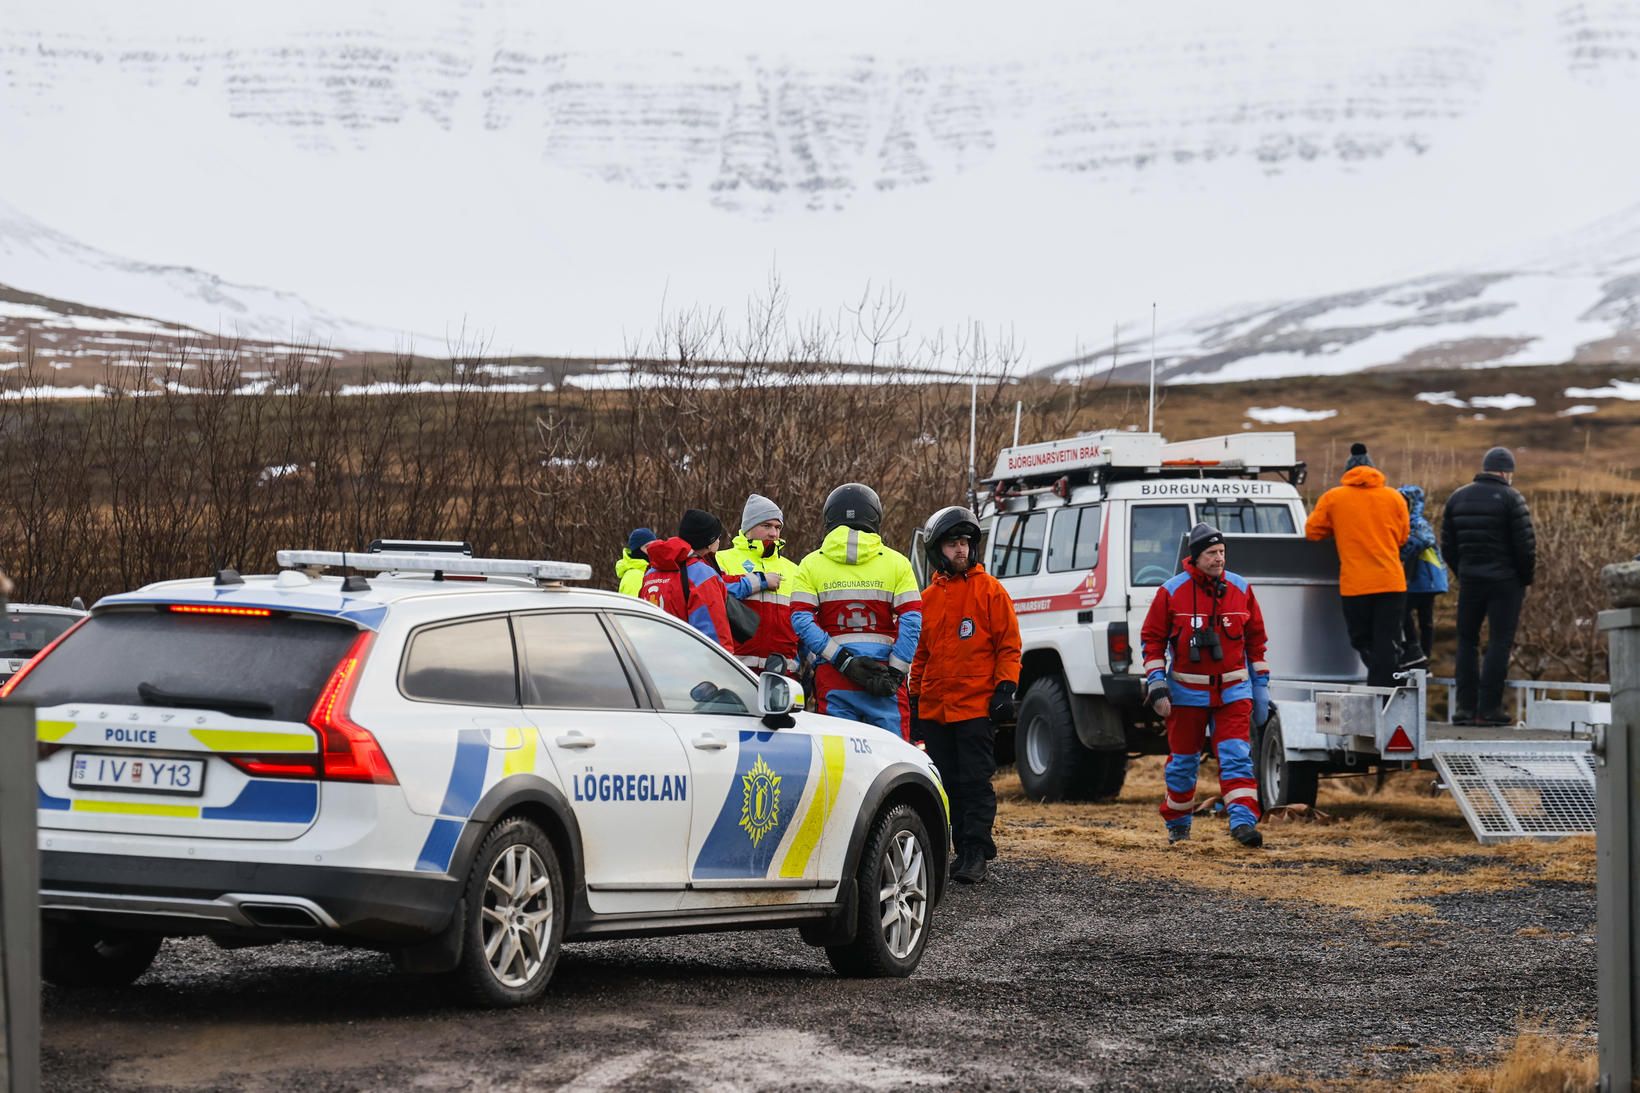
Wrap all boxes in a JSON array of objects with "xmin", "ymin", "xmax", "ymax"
[{"xmin": 1187, "ymin": 624, "xmax": 1223, "ymax": 663}]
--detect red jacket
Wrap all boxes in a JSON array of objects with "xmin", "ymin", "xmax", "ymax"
[
  {"xmin": 1139, "ymin": 558, "xmax": 1268, "ymax": 708},
  {"xmin": 639, "ymin": 538, "xmax": 736, "ymax": 653},
  {"xmin": 909, "ymin": 564, "xmax": 1021, "ymax": 723}
]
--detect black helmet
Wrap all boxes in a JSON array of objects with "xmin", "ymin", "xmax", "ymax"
[
  {"xmin": 823, "ymin": 483, "xmax": 883, "ymax": 533},
  {"xmin": 924, "ymin": 506, "xmax": 981, "ymax": 573}
]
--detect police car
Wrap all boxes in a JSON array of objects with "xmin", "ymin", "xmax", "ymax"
[{"xmin": 6, "ymin": 544, "xmax": 948, "ymax": 1007}]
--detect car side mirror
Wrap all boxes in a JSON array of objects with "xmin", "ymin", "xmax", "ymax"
[{"xmin": 758, "ymin": 672, "xmax": 802, "ymax": 729}]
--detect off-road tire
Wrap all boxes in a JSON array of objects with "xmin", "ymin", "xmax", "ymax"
[
  {"xmin": 41, "ymin": 926, "xmax": 163, "ymax": 988},
  {"xmin": 447, "ymin": 816, "xmax": 565, "ymax": 1008},
  {"xmin": 1016, "ymin": 677, "xmax": 1100, "ymax": 801},
  {"xmin": 1255, "ymin": 711, "xmax": 1319, "ymax": 811},
  {"xmin": 826, "ymin": 803, "xmax": 932, "ymax": 978},
  {"xmin": 1089, "ymin": 751, "xmax": 1129, "ymax": 800}
]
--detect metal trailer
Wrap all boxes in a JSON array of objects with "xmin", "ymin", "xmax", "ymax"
[{"xmin": 1263, "ymin": 670, "xmax": 1607, "ymax": 842}]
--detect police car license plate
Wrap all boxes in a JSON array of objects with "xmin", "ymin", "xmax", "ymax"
[{"xmin": 70, "ymin": 753, "xmax": 206, "ymax": 797}]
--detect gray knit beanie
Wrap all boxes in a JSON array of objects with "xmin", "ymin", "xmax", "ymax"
[
  {"xmin": 1344, "ymin": 442, "xmax": 1374, "ymax": 470},
  {"xmin": 740, "ymin": 493, "xmax": 783, "ymax": 533},
  {"xmin": 1482, "ymin": 446, "xmax": 1516, "ymax": 474}
]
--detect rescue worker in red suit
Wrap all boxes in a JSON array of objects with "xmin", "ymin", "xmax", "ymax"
[
  {"xmin": 639, "ymin": 509, "xmax": 737, "ymax": 653},
  {"xmin": 1140, "ymin": 523, "xmax": 1270, "ymax": 847}
]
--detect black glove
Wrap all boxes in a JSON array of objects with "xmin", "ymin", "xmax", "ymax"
[
  {"xmin": 988, "ymin": 681, "xmax": 1018, "ymax": 722},
  {"xmin": 864, "ymin": 664, "xmax": 904, "ymax": 699},
  {"xmin": 1145, "ymin": 677, "xmax": 1170, "ymax": 708},
  {"xmin": 836, "ymin": 651, "xmax": 876, "ymax": 690}
]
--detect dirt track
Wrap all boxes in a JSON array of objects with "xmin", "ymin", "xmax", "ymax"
[{"xmin": 42, "ymin": 843, "xmax": 1594, "ymax": 1092}]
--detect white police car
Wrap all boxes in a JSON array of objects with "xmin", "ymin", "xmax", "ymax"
[{"xmin": 7, "ymin": 545, "xmax": 949, "ymax": 1006}]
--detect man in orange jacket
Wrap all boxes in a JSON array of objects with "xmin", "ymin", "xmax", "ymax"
[
  {"xmin": 909, "ymin": 506, "xmax": 1021, "ymax": 885},
  {"xmin": 1305, "ymin": 443, "xmax": 1410, "ymax": 687}
]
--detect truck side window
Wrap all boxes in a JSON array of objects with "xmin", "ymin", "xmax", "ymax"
[
  {"xmin": 1130, "ymin": 505, "xmax": 1191, "ymax": 586},
  {"xmin": 991, "ymin": 512, "xmax": 1047, "ymax": 578},
  {"xmin": 1197, "ymin": 500, "xmax": 1297, "ymax": 534},
  {"xmin": 1047, "ymin": 504, "xmax": 1101, "ymax": 573}
]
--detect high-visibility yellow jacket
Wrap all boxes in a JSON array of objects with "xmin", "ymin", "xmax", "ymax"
[
  {"xmin": 615, "ymin": 550, "xmax": 649, "ymax": 597},
  {"xmin": 790, "ymin": 526, "xmax": 923, "ymax": 674},
  {"xmin": 716, "ymin": 534, "xmax": 801, "ymax": 666}
]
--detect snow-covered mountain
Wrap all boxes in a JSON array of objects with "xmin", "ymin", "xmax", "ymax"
[{"xmin": 2, "ymin": 0, "xmax": 1638, "ymax": 374}]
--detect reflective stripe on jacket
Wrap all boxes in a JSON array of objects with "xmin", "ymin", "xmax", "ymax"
[
  {"xmin": 790, "ymin": 526, "xmax": 922, "ymax": 673},
  {"xmin": 909, "ymin": 563, "xmax": 1021, "ymax": 723}
]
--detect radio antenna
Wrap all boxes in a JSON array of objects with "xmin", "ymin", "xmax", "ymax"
[{"xmin": 1147, "ymin": 303, "xmax": 1157, "ymax": 434}]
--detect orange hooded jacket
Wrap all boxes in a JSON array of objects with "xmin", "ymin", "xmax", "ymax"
[
  {"xmin": 909, "ymin": 563, "xmax": 1022, "ymax": 724},
  {"xmin": 1305, "ymin": 466, "xmax": 1411, "ymax": 597}
]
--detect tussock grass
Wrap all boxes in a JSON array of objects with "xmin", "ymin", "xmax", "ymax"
[
  {"xmin": 995, "ymin": 757, "xmax": 1594, "ymax": 919},
  {"xmin": 1253, "ymin": 1021, "xmax": 1597, "ymax": 1091}
]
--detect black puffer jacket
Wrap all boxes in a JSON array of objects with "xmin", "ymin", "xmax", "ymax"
[{"xmin": 1438, "ymin": 474, "xmax": 1536, "ymax": 586}]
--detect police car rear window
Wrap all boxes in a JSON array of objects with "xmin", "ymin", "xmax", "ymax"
[{"xmin": 7, "ymin": 610, "xmax": 359, "ymax": 724}]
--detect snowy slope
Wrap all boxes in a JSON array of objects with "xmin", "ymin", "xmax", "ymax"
[{"xmin": 2, "ymin": 0, "xmax": 1638, "ymax": 372}]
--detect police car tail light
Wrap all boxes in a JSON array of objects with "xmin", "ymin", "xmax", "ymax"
[
  {"xmin": 1106, "ymin": 623, "xmax": 1132, "ymax": 673},
  {"xmin": 0, "ymin": 615, "xmax": 89, "ymax": 701},
  {"xmin": 307, "ymin": 631, "xmax": 398, "ymax": 785},
  {"xmin": 226, "ymin": 755, "xmax": 323, "ymax": 779}
]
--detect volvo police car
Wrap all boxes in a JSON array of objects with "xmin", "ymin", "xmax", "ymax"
[{"xmin": 6, "ymin": 545, "xmax": 949, "ymax": 1007}]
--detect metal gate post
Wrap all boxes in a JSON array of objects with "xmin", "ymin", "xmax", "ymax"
[
  {"xmin": 0, "ymin": 700, "xmax": 40, "ymax": 1093},
  {"xmin": 1599, "ymin": 560, "xmax": 1640, "ymax": 1092}
]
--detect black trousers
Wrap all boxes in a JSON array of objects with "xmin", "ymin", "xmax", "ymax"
[
  {"xmin": 1341, "ymin": 591, "xmax": 1407, "ymax": 689},
  {"xmin": 1455, "ymin": 579, "xmax": 1525, "ymax": 716},
  {"xmin": 921, "ymin": 717, "xmax": 997, "ymax": 858},
  {"xmin": 1401, "ymin": 592, "xmax": 1436, "ymax": 660}
]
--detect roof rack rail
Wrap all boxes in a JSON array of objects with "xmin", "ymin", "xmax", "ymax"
[{"xmin": 276, "ymin": 550, "xmax": 592, "ymax": 584}]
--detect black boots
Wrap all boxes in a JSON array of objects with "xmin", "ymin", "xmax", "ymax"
[
  {"xmin": 1167, "ymin": 825, "xmax": 1191, "ymax": 845},
  {"xmin": 1231, "ymin": 824, "xmax": 1264, "ymax": 848},
  {"xmin": 952, "ymin": 846, "xmax": 988, "ymax": 884}
]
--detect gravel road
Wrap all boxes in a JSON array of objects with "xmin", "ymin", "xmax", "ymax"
[{"xmin": 41, "ymin": 858, "xmax": 1594, "ymax": 1092}]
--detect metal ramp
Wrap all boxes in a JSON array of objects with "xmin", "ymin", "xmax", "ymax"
[{"xmin": 1430, "ymin": 740, "xmax": 1597, "ymax": 844}]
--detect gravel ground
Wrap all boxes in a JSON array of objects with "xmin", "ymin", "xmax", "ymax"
[{"xmin": 41, "ymin": 858, "xmax": 1595, "ymax": 1092}]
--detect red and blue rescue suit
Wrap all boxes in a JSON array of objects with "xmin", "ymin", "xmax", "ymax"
[
  {"xmin": 790, "ymin": 526, "xmax": 923, "ymax": 737},
  {"xmin": 640, "ymin": 537, "xmax": 737, "ymax": 653},
  {"xmin": 1140, "ymin": 558, "xmax": 1270, "ymax": 833}
]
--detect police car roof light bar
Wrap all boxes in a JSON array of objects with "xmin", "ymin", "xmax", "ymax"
[{"xmin": 275, "ymin": 550, "xmax": 593, "ymax": 583}]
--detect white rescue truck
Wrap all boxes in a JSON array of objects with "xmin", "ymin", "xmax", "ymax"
[{"xmin": 916, "ymin": 430, "xmax": 1605, "ymax": 841}]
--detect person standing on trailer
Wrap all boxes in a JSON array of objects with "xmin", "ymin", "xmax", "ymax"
[
  {"xmin": 1439, "ymin": 446, "xmax": 1536, "ymax": 726},
  {"xmin": 1140, "ymin": 523, "xmax": 1271, "ymax": 848},
  {"xmin": 1304, "ymin": 442, "xmax": 1410, "ymax": 688},
  {"xmin": 1395, "ymin": 485, "xmax": 1447, "ymax": 670},
  {"xmin": 909, "ymin": 506, "xmax": 1021, "ymax": 885}
]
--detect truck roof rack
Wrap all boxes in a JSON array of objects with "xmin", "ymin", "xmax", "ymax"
[
  {"xmin": 275, "ymin": 550, "xmax": 592, "ymax": 584},
  {"xmin": 985, "ymin": 430, "xmax": 1306, "ymax": 492}
]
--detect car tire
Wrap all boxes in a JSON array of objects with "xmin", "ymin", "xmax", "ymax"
[
  {"xmin": 447, "ymin": 816, "xmax": 565, "ymax": 1008},
  {"xmin": 1016, "ymin": 677, "xmax": 1099, "ymax": 801},
  {"xmin": 41, "ymin": 926, "xmax": 162, "ymax": 988},
  {"xmin": 1255, "ymin": 711, "xmax": 1319, "ymax": 811},
  {"xmin": 825, "ymin": 803, "xmax": 932, "ymax": 979}
]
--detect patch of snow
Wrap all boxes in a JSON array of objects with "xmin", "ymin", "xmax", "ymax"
[
  {"xmin": 1417, "ymin": 391, "xmax": 1469, "ymax": 409},
  {"xmin": 476, "ymin": 363, "xmax": 544, "ymax": 378},
  {"xmin": 1244, "ymin": 405, "xmax": 1338, "ymax": 424},
  {"xmin": 336, "ymin": 380, "xmax": 550, "ymax": 396},
  {"xmin": 258, "ymin": 463, "xmax": 303, "ymax": 482},
  {"xmin": 1468, "ymin": 393, "xmax": 1535, "ymax": 411},
  {"xmin": 1565, "ymin": 379, "xmax": 1640, "ymax": 400},
  {"xmin": 1557, "ymin": 404, "xmax": 1598, "ymax": 416}
]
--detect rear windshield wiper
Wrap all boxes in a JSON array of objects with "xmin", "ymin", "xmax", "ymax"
[{"xmin": 137, "ymin": 681, "xmax": 274, "ymax": 717}]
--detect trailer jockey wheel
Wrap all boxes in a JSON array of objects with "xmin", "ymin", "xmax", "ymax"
[{"xmin": 1255, "ymin": 711, "xmax": 1319, "ymax": 811}]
